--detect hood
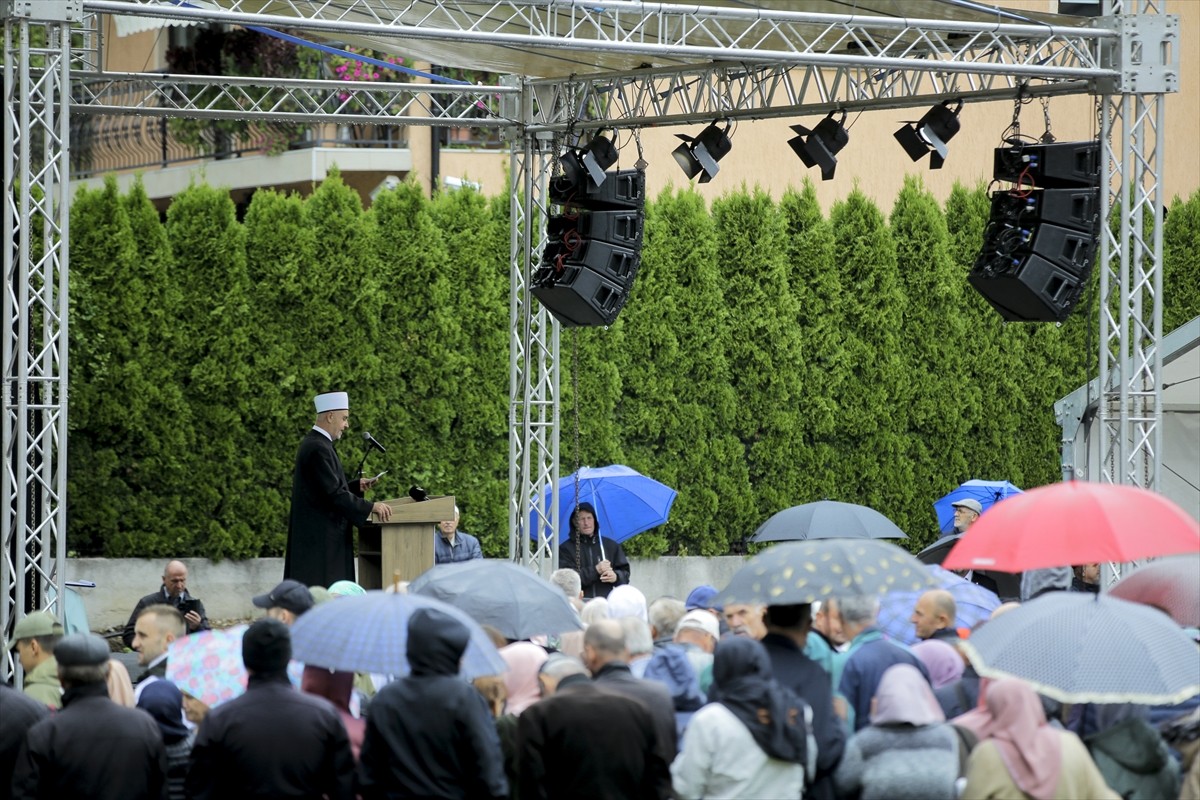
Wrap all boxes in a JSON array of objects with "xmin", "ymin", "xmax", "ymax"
[
  {"xmin": 406, "ymin": 607, "xmax": 470, "ymax": 676},
  {"xmin": 571, "ymin": 501, "xmax": 602, "ymax": 539},
  {"xmin": 1087, "ymin": 717, "xmax": 1171, "ymax": 774},
  {"xmin": 644, "ymin": 644, "xmax": 705, "ymax": 712}
]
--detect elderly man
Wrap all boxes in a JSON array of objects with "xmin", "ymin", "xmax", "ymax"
[
  {"xmin": 130, "ymin": 604, "xmax": 186, "ymax": 698},
  {"xmin": 434, "ymin": 505, "xmax": 483, "ymax": 564},
  {"xmin": 12, "ymin": 633, "xmax": 167, "ymax": 800},
  {"xmin": 951, "ymin": 498, "xmax": 982, "ymax": 532},
  {"xmin": 188, "ymin": 618, "xmax": 354, "ymax": 799},
  {"xmin": 122, "ymin": 560, "xmax": 209, "ymax": 648},
  {"xmin": 517, "ymin": 656, "xmax": 671, "ymax": 800},
  {"xmin": 7, "ymin": 611, "xmax": 64, "ymax": 709},
  {"xmin": 911, "ymin": 589, "xmax": 959, "ymax": 642},
  {"xmin": 358, "ymin": 607, "xmax": 507, "ymax": 799},
  {"xmin": 837, "ymin": 595, "xmax": 930, "ymax": 731},
  {"xmin": 252, "ymin": 579, "xmax": 315, "ymax": 626},
  {"xmin": 724, "ymin": 602, "xmax": 767, "ymax": 639},
  {"xmin": 585, "ymin": 619, "xmax": 678, "ymax": 760},
  {"xmin": 284, "ymin": 391, "xmax": 393, "ymax": 588}
]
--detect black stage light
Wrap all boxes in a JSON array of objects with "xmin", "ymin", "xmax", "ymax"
[
  {"xmin": 672, "ymin": 121, "xmax": 732, "ymax": 183},
  {"xmin": 894, "ymin": 99, "xmax": 963, "ymax": 169},
  {"xmin": 580, "ymin": 134, "xmax": 618, "ymax": 187},
  {"xmin": 789, "ymin": 110, "xmax": 850, "ymax": 181}
]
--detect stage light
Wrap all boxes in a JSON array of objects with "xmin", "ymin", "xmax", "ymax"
[
  {"xmin": 672, "ymin": 121, "xmax": 732, "ymax": 183},
  {"xmin": 894, "ymin": 99, "xmax": 963, "ymax": 169},
  {"xmin": 788, "ymin": 110, "xmax": 849, "ymax": 181},
  {"xmin": 557, "ymin": 133, "xmax": 619, "ymax": 192}
]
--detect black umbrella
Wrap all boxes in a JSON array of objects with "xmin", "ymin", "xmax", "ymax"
[
  {"xmin": 916, "ymin": 534, "xmax": 960, "ymax": 565},
  {"xmin": 717, "ymin": 539, "xmax": 936, "ymax": 607},
  {"xmin": 409, "ymin": 560, "xmax": 583, "ymax": 641},
  {"xmin": 750, "ymin": 501, "xmax": 907, "ymax": 543}
]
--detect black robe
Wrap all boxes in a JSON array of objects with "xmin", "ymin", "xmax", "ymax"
[{"xmin": 284, "ymin": 429, "xmax": 373, "ymax": 587}]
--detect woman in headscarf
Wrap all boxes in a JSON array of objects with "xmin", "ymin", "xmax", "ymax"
[
  {"xmin": 671, "ymin": 636, "xmax": 812, "ymax": 799},
  {"xmin": 300, "ymin": 665, "xmax": 365, "ymax": 761},
  {"xmin": 912, "ymin": 639, "xmax": 966, "ymax": 690},
  {"xmin": 557, "ymin": 501, "xmax": 630, "ymax": 599},
  {"xmin": 960, "ymin": 678, "xmax": 1119, "ymax": 799},
  {"xmin": 834, "ymin": 663, "xmax": 961, "ymax": 800},
  {"xmin": 500, "ymin": 642, "xmax": 548, "ymax": 717}
]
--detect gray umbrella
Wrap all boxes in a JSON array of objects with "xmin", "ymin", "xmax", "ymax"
[
  {"xmin": 409, "ymin": 560, "xmax": 583, "ymax": 641},
  {"xmin": 716, "ymin": 539, "xmax": 936, "ymax": 607},
  {"xmin": 750, "ymin": 501, "xmax": 907, "ymax": 543},
  {"xmin": 961, "ymin": 592, "xmax": 1200, "ymax": 705}
]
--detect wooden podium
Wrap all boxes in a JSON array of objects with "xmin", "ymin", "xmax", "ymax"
[{"xmin": 357, "ymin": 494, "xmax": 455, "ymax": 590}]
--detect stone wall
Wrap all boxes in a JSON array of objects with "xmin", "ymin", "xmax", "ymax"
[{"xmin": 67, "ymin": 556, "xmax": 749, "ymax": 632}]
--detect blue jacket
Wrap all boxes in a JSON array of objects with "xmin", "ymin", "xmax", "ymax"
[
  {"xmin": 838, "ymin": 627, "xmax": 930, "ymax": 731},
  {"xmin": 433, "ymin": 530, "xmax": 483, "ymax": 564}
]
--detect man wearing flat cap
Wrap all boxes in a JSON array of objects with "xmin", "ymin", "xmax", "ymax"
[
  {"xmin": 285, "ymin": 391, "xmax": 393, "ymax": 587},
  {"xmin": 11, "ymin": 633, "xmax": 168, "ymax": 800},
  {"xmin": 7, "ymin": 611, "xmax": 64, "ymax": 709}
]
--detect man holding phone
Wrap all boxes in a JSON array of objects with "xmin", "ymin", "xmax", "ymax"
[{"xmin": 121, "ymin": 560, "xmax": 210, "ymax": 648}]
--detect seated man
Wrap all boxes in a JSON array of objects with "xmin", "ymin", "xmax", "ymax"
[
  {"xmin": 434, "ymin": 506, "xmax": 483, "ymax": 564},
  {"xmin": 122, "ymin": 560, "xmax": 209, "ymax": 648}
]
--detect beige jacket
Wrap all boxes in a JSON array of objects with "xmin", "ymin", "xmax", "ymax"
[{"xmin": 962, "ymin": 730, "xmax": 1121, "ymax": 800}]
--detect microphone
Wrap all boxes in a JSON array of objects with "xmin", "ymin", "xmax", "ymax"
[{"xmin": 362, "ymin": 431, "xmax": 387, "ymax": 454}]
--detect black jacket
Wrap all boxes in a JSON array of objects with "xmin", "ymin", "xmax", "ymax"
[
  {"xmin": 122, "ymin": 587, "xmax": 211, "ymax": 649},
  {"xmin": 11, "ymin": 681, "xmax": 167, "ymax": 800},
  {"xmin": 357, "ymin": 611, "xmax": 508, "ymax": 799},
  {"xmin": 186, "ymin": 673, "xmax": 355, "ymax": 800},
  {"xmin": 516, "ymin": 674, "xmax": 672, "ymax": 800},
  {"xmin": 0, "ymin": 685, "xmax": 48, "ymax": 792},
  {"xmin": 762, "ymin": 632, "xmax": 847, "ymax": 800},
  {"xmin": 592, "ymin": 661, "xmax": 679, "ymax": 761},
  {"xmin": 558, "ymin": 534, "xmax": 630, "ymax": 599},
  {"xmin": 284, "ymin": 429, "xmax": 374, "ymax": 587}
]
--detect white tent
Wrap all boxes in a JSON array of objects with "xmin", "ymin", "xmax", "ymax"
[{"xmin": 1056, "ymin": 316, "xmax": 1200, "ymax": 521}]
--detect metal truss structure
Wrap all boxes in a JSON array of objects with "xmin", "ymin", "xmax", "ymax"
[{"xmin": 2, "ymin": 0, "xmax": 1178, "ymax": 659}]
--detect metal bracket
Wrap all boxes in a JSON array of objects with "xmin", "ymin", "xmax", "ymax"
[
  {"xmin": 1095, "ymin": 13, "xmax": 1179, "ymax": 94},
  {"xmin": 1, "ymin": 0, "xmax": 82, "ymax": 22}
]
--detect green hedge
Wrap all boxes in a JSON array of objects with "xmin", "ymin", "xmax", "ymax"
[{"xmin": 66, "ymin": 176, "xmax": 1200, "ymax": 559}]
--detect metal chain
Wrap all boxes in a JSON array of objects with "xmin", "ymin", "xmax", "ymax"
[
  {"xmin": 1040, "ymin": 97, "xmax": 1056, "ymax": 143},
  {"xmin": 572, "ymin": 328, "xmax": 582, "ymax": 579}
]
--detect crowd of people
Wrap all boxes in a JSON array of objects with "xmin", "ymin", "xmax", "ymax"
[{"xmin": 3, "ymin": 547, "xmax": 1197, "ymax": 800}]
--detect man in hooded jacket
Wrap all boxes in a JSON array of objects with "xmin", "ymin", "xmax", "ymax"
[
  {"xmin": 357, "ymin": 607, "xmax": 507, "ymax": 799},
  {"xmin": 557, "ymin": 501, "xmax": 631, "ymax": 599}
]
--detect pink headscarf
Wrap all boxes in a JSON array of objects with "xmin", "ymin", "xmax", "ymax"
[
  {"xmin": 958, "ymin": 678, "xmax": 1063, "ymax": 800},
  {"xmin": 870, "ymin": 663, "xmax": 945, "ymax": 727},
  {"xmin": 500, "ymin": 642, "xmax": 548, "ymax": 715},
  {"xmin": 911, "ymin": 640, "xmax": 965, "ymax": 689}
]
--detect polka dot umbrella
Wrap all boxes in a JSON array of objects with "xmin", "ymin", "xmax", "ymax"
[{"xmin": 716, "ymin": 539, "xmax": 938, "ymax": 607}]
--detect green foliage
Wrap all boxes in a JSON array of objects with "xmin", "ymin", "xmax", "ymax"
[{"xmin": 1164, "ymin": 190, "xmax": 1200, "ymax": 332}]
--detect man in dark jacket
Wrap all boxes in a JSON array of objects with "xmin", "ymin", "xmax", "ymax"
[
  {"xmin": 838, "ymin": 595, "xmax": 931, "ymax": 731},
  {"xmin": 284, "ymin": 391, "xmax": 392, "ymax": 587},
  {"xmin": 121, "ymin": 559, "xmax": 210, "ymax": 648},
  {"xmin": 761, "ymin": 603, "xmax": 847, "ymax": 800},
  {"xmin": 585, "ymin": 619, "xmax": 678, "ymax": 761},
  {"xmin": 186, "ymin": 618, "xmax": 355, "ymax": 800},
  {"xmin": 558, "ymin": 501, "xmax": 631, "ymax": 599},
  {"xmin": 518, "ymin": 655, "xmax": 671, "ymax": 800},
  {"xmin": 0, "ymin": 685, "xmax": 48, "ymax": 791},
  {"xmin": 357, "ymin": 607, "xmax": 507, "ymax": 799},
  {"xmin": 11, "ymin": 633, "xmax": 168, "ymax": 800}
]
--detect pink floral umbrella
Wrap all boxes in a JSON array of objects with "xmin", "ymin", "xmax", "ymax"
[{"xmin": 166, "ymin": 624, "xmax": 303, "ymax": 707}]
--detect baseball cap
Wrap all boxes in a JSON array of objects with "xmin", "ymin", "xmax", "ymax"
[
  {"xmin": 676, "ymin": 609, "xmax": 720, "ymax": 641},
  {"xmin": 685, "ymin": 585, "xmax": 723, "ymax": 612},
  {"xmin": 252, "ymin": 579, "xmax": 314, "ymax": 616},
  {"xmin": 6, "ymin": 611, "xmax": 64, "ymax": 650},
  {"xmin": 951, "ymin": 498, "xmax": 983, "ymax": 515}
]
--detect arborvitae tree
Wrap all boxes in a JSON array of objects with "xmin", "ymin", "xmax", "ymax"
[
  {"xmin": 242, "ymin": 188, "xmax": 315, "ymax": 557},
  {"xmin": 369, "ymin": 179, "xmax": 459, "ymax": 495},
  {"xmin": 712, "ymin": 185, "xmax": 807, "ymax": 521},
  {"xmin": 827, "ymin": 189, "xmax": 911, "ymax": 524},
  {"xmin": 617, "ymin": 186, "xmax": 752, "ymax": 556},
  {"xmin": 779, "ymin": 181, "xmax": 843, "ymax": 503},
  {"xmin": 431, "ymin": 186, "xmax": 510, "ymax": 555},
  {"xmin": 165, "ymin": 182, "xmax": 255, "ymax": 557},
  {"xmin": 1164, "ymin": 190, "xmax": 1200, "ymax": 332},
  {"xmin": 889, "ymin": 176, "xmax": 972, "ymax": 547}
]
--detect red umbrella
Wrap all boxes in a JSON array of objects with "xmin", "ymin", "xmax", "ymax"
[{"xmin": 942, "ymin": 481, "xmax": 1200, "ymax": 573}]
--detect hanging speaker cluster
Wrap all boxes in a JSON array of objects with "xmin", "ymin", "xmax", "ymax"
[
  {"xmin": 968, "ymin": 141, "xmax": 1101, "ymax": 323},
  {"xmin": 532, "ymin": 137, "xmax": 646, "ymax": 327}
]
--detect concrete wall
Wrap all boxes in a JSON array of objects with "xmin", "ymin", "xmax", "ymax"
[{"xmin": 67, "ymin": 556, "xmax": 750, "ymax": 633}]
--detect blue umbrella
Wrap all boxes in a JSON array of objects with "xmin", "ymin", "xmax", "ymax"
[
  {"xmin": 933, "ymin": 479, "xmax": 1023, "ymax": 535},
  {"xmin": 877, "ymin": 564, "xmax": 1002, "ymax": 645},
  {"xmin": 530, "ymin": 465, "xmax": 677, "ymax": 546},
  {"xmin": 289, "ymin": 591, "xmax": 506, "ymax": 679}
]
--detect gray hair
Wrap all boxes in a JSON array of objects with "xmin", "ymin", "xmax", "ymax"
[
  {"xmin": 837, "ymin": 595, "xmax": 879, "ymax": 626},
  {"xmin": 619, "ymin": 617, "xmax": 653, "ymax": 656},
  {"xmin": 583, "ymin": 618, "xmax": 626, "ymax": 658},
  {"xmin": 647, "ymin": 597, "xmax": 686, "ymax": 638},
  {"xmin": 550, "ymin": 568, "xmax": 582, "ymax": 600},
  {"xmin": 540, "ymin": 654, "xmax": 588, "ymax": 681}
]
